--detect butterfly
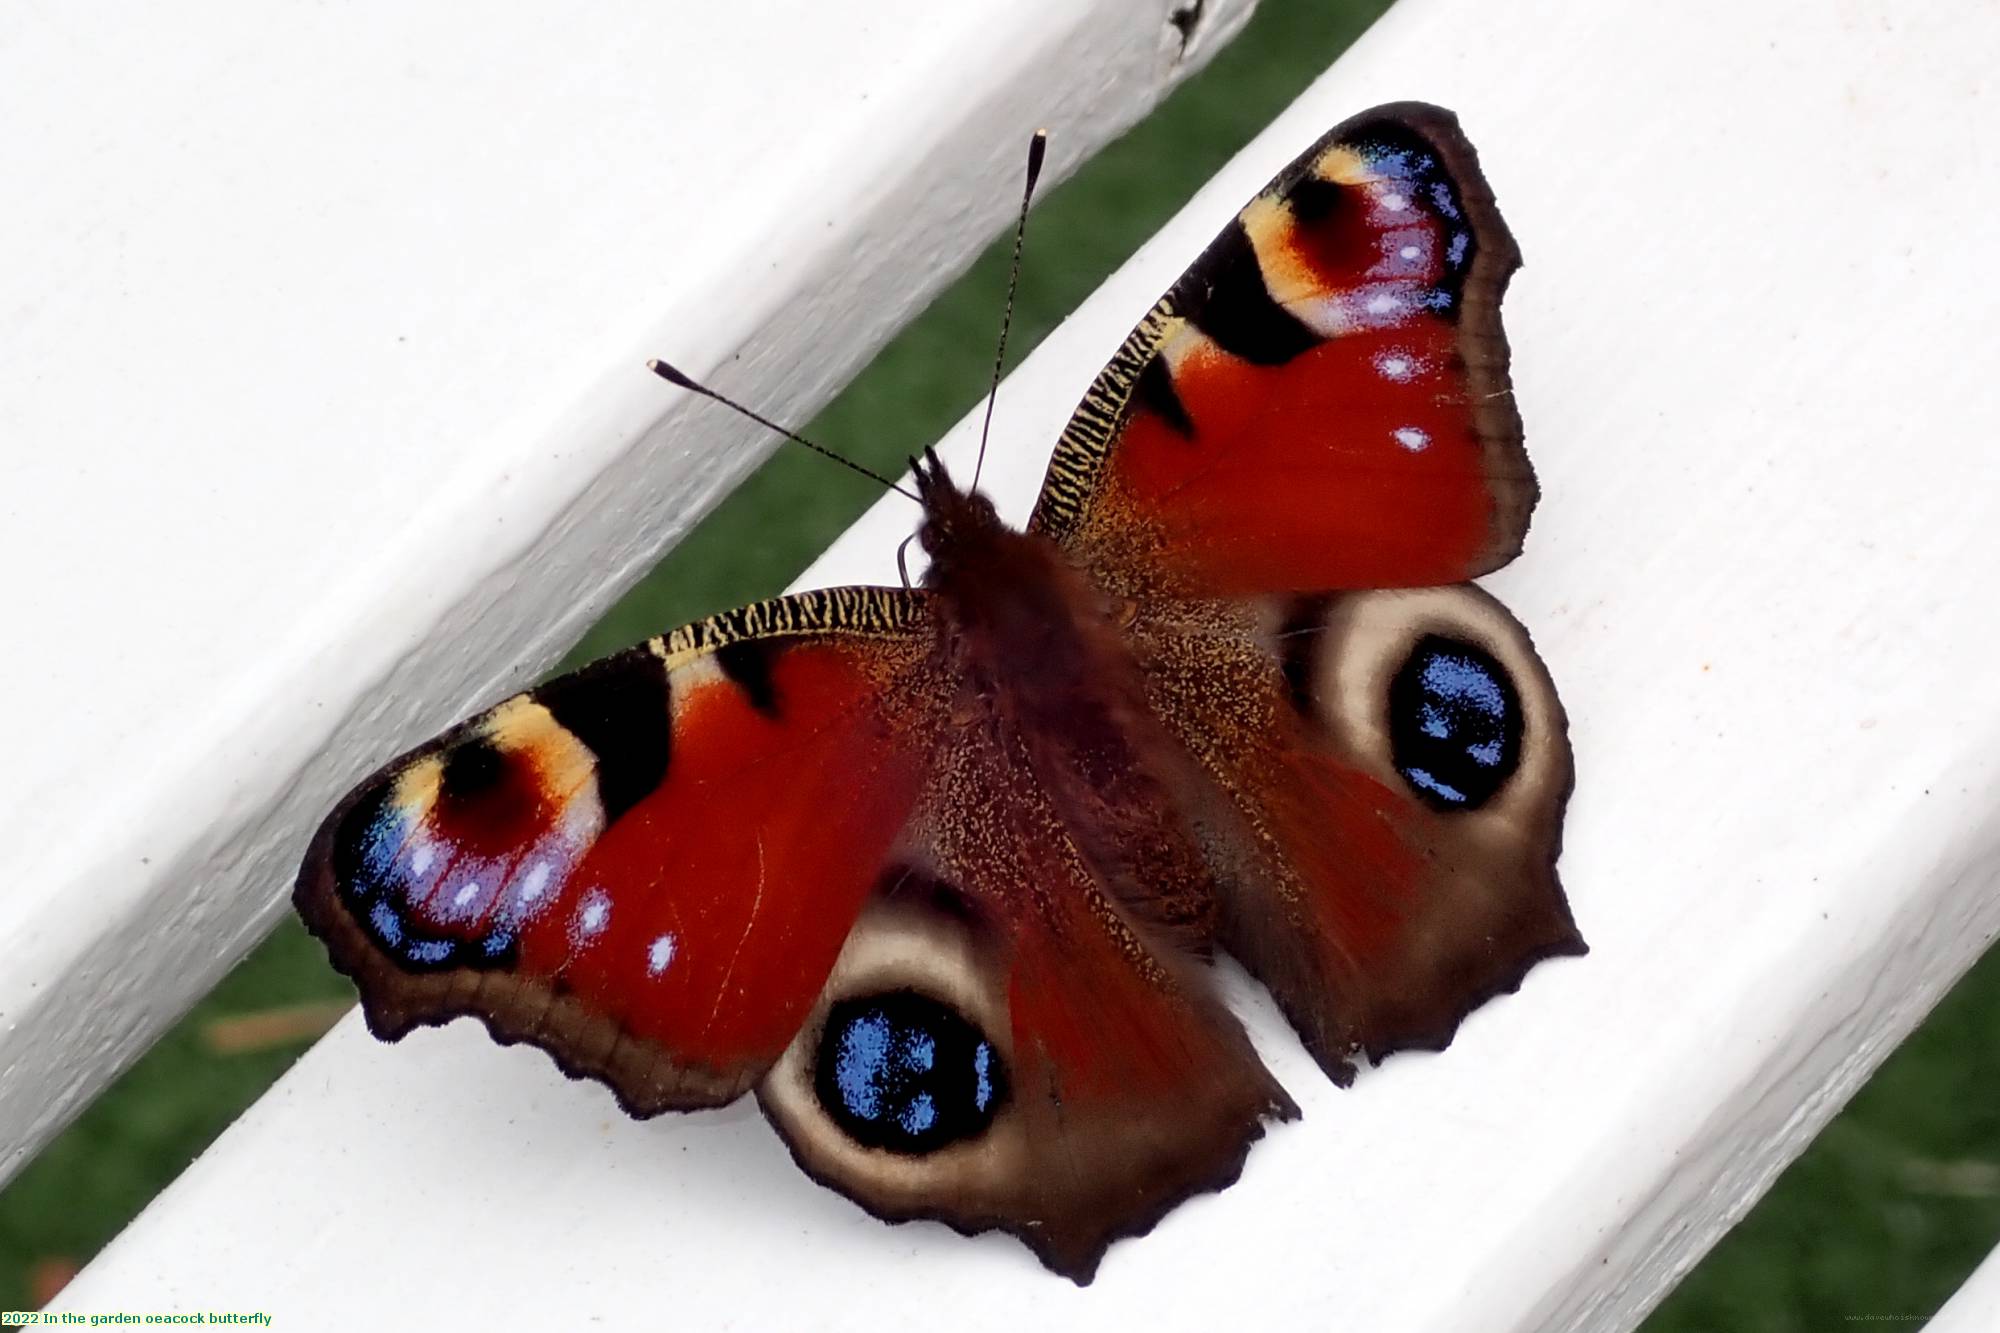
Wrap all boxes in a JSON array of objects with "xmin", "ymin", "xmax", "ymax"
[{"xmin": 295, "ymin": 101, "xmax": 1581, "ymax": 1284}]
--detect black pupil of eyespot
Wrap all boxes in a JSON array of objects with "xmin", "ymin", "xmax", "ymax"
[
  {"xmin": 439, "ymin": 738, "xmax": 505, "ymax": 797},
  {"xmin": 1388, "ymin": 635, "xmax": 1523, "ymax": 811},
  {"xmin": 815, "ymin": 992, "xmax": 1004, "ymax": 1155}
]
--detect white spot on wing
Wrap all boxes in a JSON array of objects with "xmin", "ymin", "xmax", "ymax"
[
  {"xmin": 1365, "ymin": 293, "xmax": 1401, "ymax": 316},
  {"xmin": 519, "ymin": 860, "xmax": 552, "ymax": 905},
  {"xmin": 452, "ymin": 881, "xmax": 481, "ymax": 909},
  {"xmin": 1376, "ymin": 352, "xmax": 1416, "ymax": 382},
  {"xmin": 647, "ymin": 933, "xmax": 678, "ymax": 977},
  {"xmin": 1395, "ymin": 427, "xmax": 1431, "ymax": 452},
  {"xmin": 574, "ymin": 889, "xmax": 611, "ymax": 942},
  {"xmin": 410, "ymin": 844, "xmax": 435, "ymax": 876},
  {"xmin": 1380, "ymin": 192, "xmax": 1409, "ymax": 212}
]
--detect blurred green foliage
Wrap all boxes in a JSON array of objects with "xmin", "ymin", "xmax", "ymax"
[{"xmin": 4, "ymin": 0, "xmax": 1993, "ymax": 1321}]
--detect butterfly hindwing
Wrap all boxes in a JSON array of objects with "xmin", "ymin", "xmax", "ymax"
[
  {"xmin": 759, "ymin": 722, "xmax": 1295, "ymax": 1284},
  {"xmin": 1127, "ymin": 588, "xmax": 1579, "ymax": 1085},
  {"xmin": 296, "ymin": 587, "xmax": 944, "ymax": 1112},
  {"xmin": 1030, "ymin": 102, "xmax": 1532, "ymax": 599}
]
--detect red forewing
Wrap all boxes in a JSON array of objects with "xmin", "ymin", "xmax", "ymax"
[
  {"xmin": 296, "ymin": 588, "xmax": 943, "ymax": 1112},
  {"xmin": 1030, "ymin": 102, "xmax": 1533, "ymax": 599}
]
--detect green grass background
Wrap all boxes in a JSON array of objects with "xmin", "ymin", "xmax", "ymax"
[{"xmin": 6, "ymin": 2, "xmax": 1995, "ymax": 1324}]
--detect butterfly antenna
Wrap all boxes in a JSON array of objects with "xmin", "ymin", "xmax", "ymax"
[
  {"xmin": 972, "ymin": 129, "xmax": 1049, "ymax": 491},
  {"xmin": 649, "ymin": 359, "xmax": 921, "ymax": 503}
]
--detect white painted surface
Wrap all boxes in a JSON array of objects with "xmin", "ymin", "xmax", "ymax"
[
  {"xmin": 1930, "ymin": 1243, "xmax": 2000, "ymax": 1332},
  {"xmin": 0, "ymin": 0, "xmax": 1254, "ymax": 1183},
  {"xmin": 47, "ymin": 0, "xmax": 2000, "ymax": 1328}
]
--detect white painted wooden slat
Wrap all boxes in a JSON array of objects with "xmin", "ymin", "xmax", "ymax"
[
  {"xmin": 0, "ymin": 0, "xmax": 1254, "ymax": 1185},
  {"xmin": 47, "ymin": 0, "xmax": 2000, "ymax": 1327},
  {"xmin": 1930, "ymin": 1244, "xmax": 2000, "ymax": 1332}
]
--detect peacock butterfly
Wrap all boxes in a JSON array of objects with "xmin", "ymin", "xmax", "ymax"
[{"xmin": 295, "ymin": 102, "xmax": 1581, "ymax": 1284}]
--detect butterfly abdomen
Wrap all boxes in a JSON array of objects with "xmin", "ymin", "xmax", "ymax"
[{"xmin": 921, "ymin": 494, "xmax": 1221, "ymax": 951}]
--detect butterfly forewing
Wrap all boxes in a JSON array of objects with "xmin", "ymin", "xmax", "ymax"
[
  {"xmin": 1031, "ymin": 102, "xmax": 1532, "ymax": 600},
  {"xmin": 297, "ymin": 587, "xmax": 944, "ymax": 1112}
]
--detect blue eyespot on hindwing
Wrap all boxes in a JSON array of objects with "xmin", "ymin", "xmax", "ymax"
[
  {"xmin": 814, "ymin": 991, "xmax": 1005, "ymax": 1155},
  {"xmin": 1389, "ymin": 634, "xmax": 1522, "ymax": 811}
]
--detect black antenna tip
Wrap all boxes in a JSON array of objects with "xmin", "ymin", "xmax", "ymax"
[
  {"xmin": 1025, "ymin": 130, "xmax": 1048, "ymax": 190},
  {"xmin": 648, "ymin": 358, "xmax": 698, "ymax": 390}
]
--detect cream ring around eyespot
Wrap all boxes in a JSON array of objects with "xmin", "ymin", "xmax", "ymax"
[
  {"xmin": 759, "ymin": 893, "xmax": 1030, "ymax": 1211},
  {"xmin": 1303, "ymin": 585, "xmax": 1569, "ymax": 837}
]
